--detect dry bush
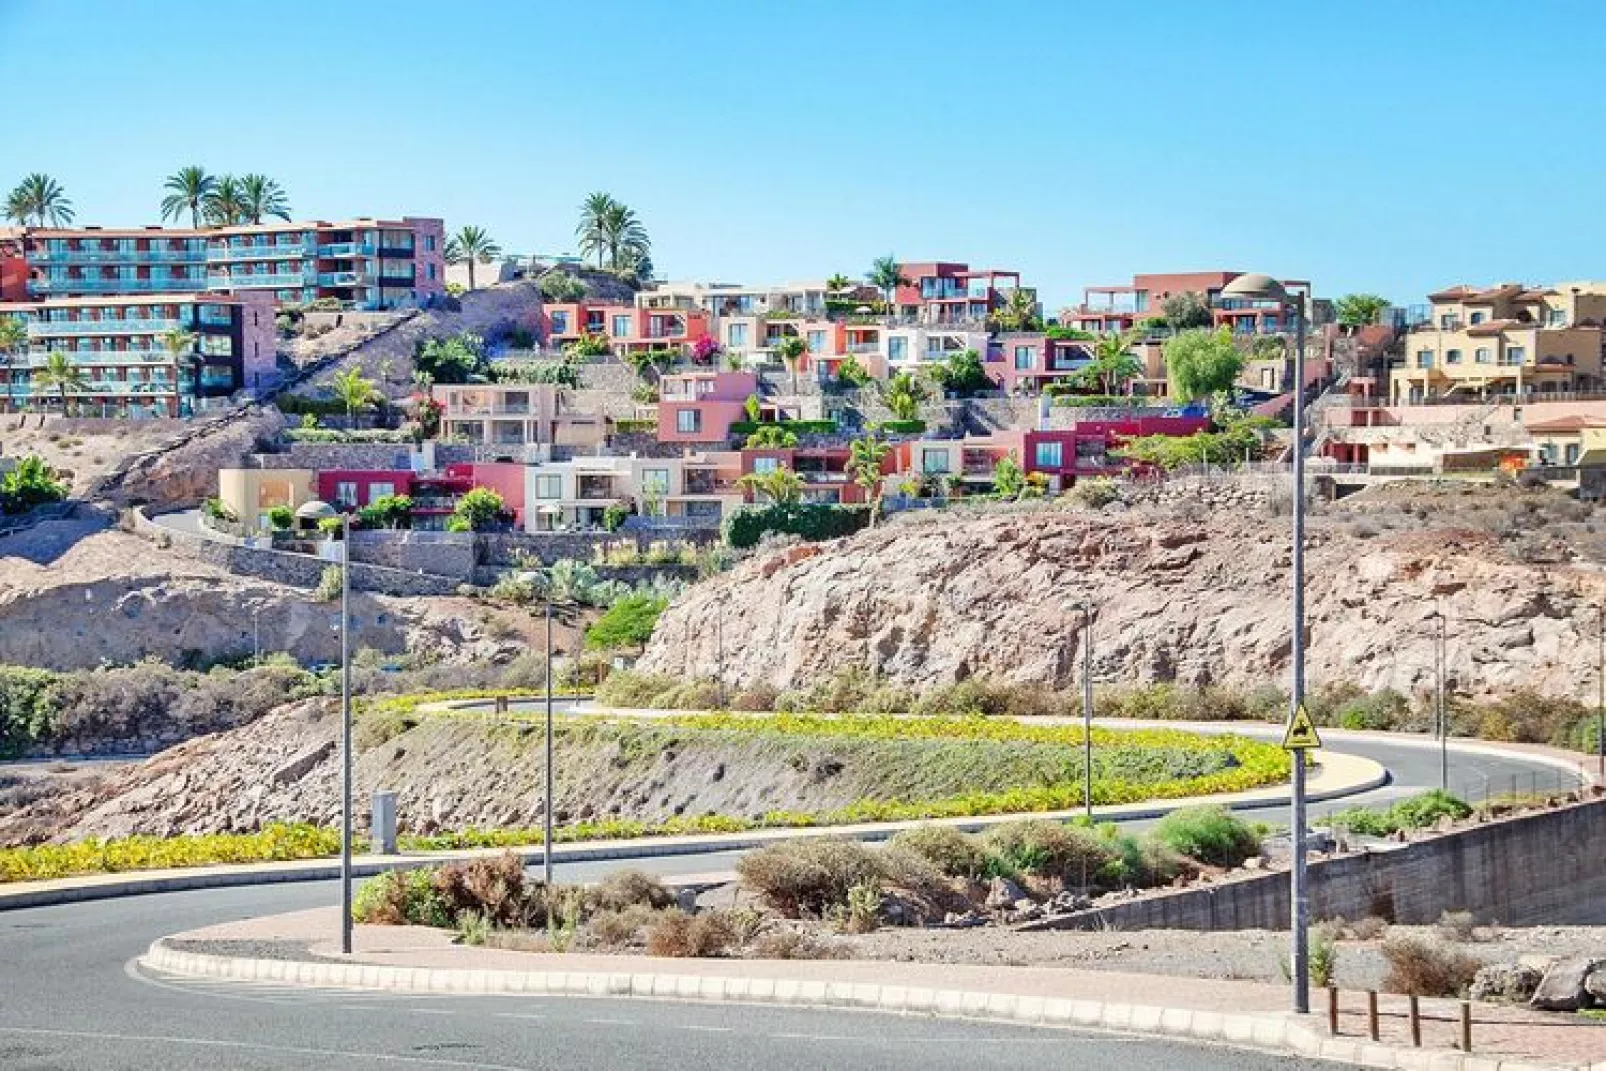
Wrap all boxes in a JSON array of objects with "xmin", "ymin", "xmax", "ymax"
[
  {"xmin": 888, "ymin": 825, "xmax": 989, "ymax": 880},
  {"xmin": 587, "ymin": 904, "xmax": 661, "ymax": 948},
  {"xmin": 1347, "ymin": 916, "xmax": 1390, "ymax": 941},
  {"xmin": 589, "ymin": 869, "xmax": 673, "ymax": 913},
  {"xmin": 736, "ymin": 838, "xmax": 882, "ymax": 918},
  {"xmin": 431, "ymin": 853, "xmax": 526, "ymax": 927},
  {"xmin": 1381, "ymin": 935, "xmax": 1482, "ymax": 996},
  {"xmin": 1435, "ymin": 910, "xmax": 1481, "ymax": 943},
  {"xmin": 749, "ymin": 928, "xmax": 839, "ymax": 960},
  {"xmin": 644, "ymin": 909, "xmax": 737, "ymax": 958},
  {"xmin": 729, "ymin": 684, "xmax": 779, "ymax": 711}
]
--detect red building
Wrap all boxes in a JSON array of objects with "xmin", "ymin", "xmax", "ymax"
[
  {"xmin": 316, "ymin": 462, "xmax": 526, "ymax": 529},
  {"xmin": 894, "ymin": 262, "xmax": 1028, "ymax": 325},
  {"xmin": 1024, "ymin": 416, "xmax": 1210, "ymax": 487},
  {"xmin": 542, "ymin": 301, "xmax": 710, "ymax": 354},
  {"xmin": 1066, "ymin": 271, "xmax": 1311, "ymax": 336}
]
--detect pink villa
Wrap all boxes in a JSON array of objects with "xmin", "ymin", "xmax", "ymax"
[
  {"xmin": 658, "ymin": 370, "xmax": 759, "ymax": 443},
  {"xmin": 894, "ymin": 262, "xmax": 1027, "ymax": 324},
  {"xmin": 990, "ymin": 333, "xmax": 1099, "ymax": 393},
  {"xmin": 542, "ymin": 301, "xmax": 711, "ymax": 354},
  {"xmin": 1025, "ymin": 416, "xmax": 1210, "ymax": 487},
  {"xmin": 1066, "ymin": 271, "xmax": 1311, "ymax": 336}
]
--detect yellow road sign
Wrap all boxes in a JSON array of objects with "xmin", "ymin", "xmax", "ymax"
[{"xmin": 1281, "ymin": 704, "xmax": 1322, "ymax": 750}]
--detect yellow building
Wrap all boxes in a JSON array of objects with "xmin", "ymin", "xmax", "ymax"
[
  {"xmin": 1390, "ymin": 283, "xmax": 1606, "ymax": 404},
  {"xmin": 217, "ymin": 468, "xmax": 316, "ymax": 532}
]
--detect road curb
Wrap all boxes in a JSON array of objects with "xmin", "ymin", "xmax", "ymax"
[{"xmin": 139, "ymin": 940, "xmax": 1596, "ymax": 1071}]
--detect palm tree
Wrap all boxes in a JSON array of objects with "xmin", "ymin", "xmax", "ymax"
[
  {"xmin": 445, "ymin": 225, "xmax": 501, "ymax": 290},
  {"xmin": 846, "ymin": 434, "xmax": 890, "ymax": 527},
  {"xmin": 0, "ymin": 315, "xmax": 28, "ymax": 410},
  {"xmin": 204, "ymin": 175, "xmax": 247, "ymax": 226},
  {"xmin": 737, "ymin": 466, "xmax": 805, "ymax": 505},
  {"xmin": 866, "ymin": 255, "xmax": 910, "ymax": 316},
  {"xmin": 159, "ymin": 327, "xmax": 199, "ymax": 404},
  {"xmin": 991, "ymin": 288, "xmax": 1042, "ymax": 332},
  {"xmin": 1084, "ymin": 330, "xmax": 1143, "ymax": 395},
  {"xmin": 826, "ymin": 273, "xmax": 852, "ymax": 294},
  {"xmin": 880, "ymin": 370, "xmax": 928, "ymax": 422},
  {"xmin": 4, "ymin": 173, "xmax": 74, "ymax": 227},
  {"xmin": 331, "ymin": 366, "xmax": 380, "ymax": 429},
  {"xmin": 773, "ymin": 334, "xmax": 807, "ymax": 395},
  {"xmin": 576, "ymin": 192, "xmax": 620, "ymax": 268},
  {"xmin": 32, "ymin": 352, "xmax": 87, "ymax": 414},
  {"xmin": 237, "ymin": 174, "xmax": 291, "ymax": 224},
  {"xmin": 159, "ymin": 166, "xmax": 217, "ymax": 227}
]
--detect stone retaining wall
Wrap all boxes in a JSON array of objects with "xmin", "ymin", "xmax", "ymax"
[
  {"xmin": 1026, "ymin": 796, "xmax": 1606, "ymax": 932},
  {"xmin": 348, "ymin": 530, "xmax": 477, "ymax": 580},
  {"xmin": 476, "ymin": 529, "xmax": 717, "ymax": 567}
]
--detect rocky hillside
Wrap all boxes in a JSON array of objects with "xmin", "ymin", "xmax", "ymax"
[{"xmin": 637, "ymin": 482, "xmax": 1606, "ymax": 700}]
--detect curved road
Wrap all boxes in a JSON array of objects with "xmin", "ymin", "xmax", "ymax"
[{"xmin": 0, "ymin": 732, "xmax": 1582, "ymax": 1069}]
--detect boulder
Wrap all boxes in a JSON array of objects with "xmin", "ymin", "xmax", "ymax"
[
  {"xmin": 1585, "ymin": 966, "xmax": 1606, "ymax": 1006},
  {"xmin": 1469, "ymin": 963, "xmax": 1542, "ymax": 1004},
  {"xmin": 1529, "ymin": 956, "xmax": 1605, "ymax": 1011},
  {"xmin": 984, "ymin": 876, "xmax": 1027, "ymax": 910}
]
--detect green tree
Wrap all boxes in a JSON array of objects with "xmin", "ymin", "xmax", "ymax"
[
  {"xmin": 203, "ymin": 175, "xmax": 247, "ymax": 226},
  {"xmin": 1116, "ymin": 415, "xmax": 1275, "ymax": 471},
  {"xmin": 866, "ymin": 255, "xmax": 911, "ymax": 313},
  {"xmin": 452, "ymin": 486, "xmax": 506, "ymax": 531},
  {"xmin": 4, "ymin": 173, "xmax": 74, "ymax": 227},
  {"xmin": 825, "ymin": 273, "xmax": 853, "ymax": 294},
  {"xmin": 0, "ymin": 315, "xmax": 28, "ymax": 409},
  {"xmin": 159, "ymin": 166, "xmax": 217, "ymax": 227},
  {"xmin": 584, "ymin": 593, "xmax": 668, "ymax": 652},
  {"xmin": 1163, "ymin": 327, "xmax": 1244, "ymax": 401},
  {"xmin": 1161, "ymin": 291, "xmax": 1214, "ymax": 330},
  {"xmin": 846, "ymin": 434, "xmax": 890, "ymax": 527},
  {"xmin": 989, "ymin": 289, "xmax": 1042, "ymax": 332},
  {"xmin": 0, "ymin": 456, "xmax": 68, "ymax": 514},
  {"xmin": 1335, "ymin": 293, "xmax": 1391, "ymax": 331},
  {"xmin": 745, "ymin": 424, "xmax": 798, "ymax": 448},
  {"xmin": 159, "ymin": 327, "xmax": 200, "ymax": 402},
  {"xmin": 835, "ymin": 353, "xmax": 871, "ymax": 388},
  {"xmin": 992, "ymin": 454, "xmax": 1026, "ymax": 499},
  {"xmin": 31, "ymin": 352, "xmax": 87, "ymax": 414},
  {"xmin": 773, "ymin": 334, "xmax": 807, "ymax": 395},
  {"xmin": 415, "ymin": 332, "xmax": 486, "ymax": 384},
  {"xmin": 445, "ymin": 225, "xmax": 501, "ymax": 291},
  {"xmin": 330, "ymin": 366, "xmax": 381, "ymax": 429},
  {"xmin": 576, "ymin": 192, "xmax": 650, "ymax": 272},
  {"xmin": 267, "ymin": 505, "xmax": 295, "ymax": 531},
  {"xmin": 1072, "ymin": 330, "xmax": 1143, "ymax": 395},
  {"xmin": 538, "ymin": 271, "xmax": 586, "ymax": 303},
  {"xmin": 927, "ymin": 348, "xmax": 993, "ymax": 396},
  {"xmin": 743, "ymin": 393, "xmax": 762, "ymax": 423},
  {"xmin": 880, "ymin": 370, "xmax": 928, "ymax": 422},
  {"xmin": 738, "ymin": 466, "xmax": 805, "ymax": 505},
  {"xmin": 237, "ymin": 174, "xmax": 291, "ymax": 224}
]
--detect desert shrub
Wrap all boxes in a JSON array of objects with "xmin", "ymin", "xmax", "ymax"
[
  {"xmin": 587, "ymin": 904, "xmax": 661, "ymax": 948},
  {"xmin": 353, "ymin": 868, "xmax": 453, "ymax": 928},
  {"xmin": 837, "ymin": 879, "xmax": 883, "ymax": 934},
  {"xmin": 736, "ymin": 837, "xmax": 882, "ymax": 918},
  {"xmin": 1453, "ymin": 690, "xmax": 1591, "ymax": 746},
  {"xmin": 1099, "ymin": 827, "xmax": 1186, "ymax": 889},
  {"xmin": 1068, "ymin": 476, "xmax": 1119, "ymax": 509},
  {"xmin": 888, "ymin": 825, "xmax": 989, "ymax": 880},
  {"xmin": 1310, "ymin": 923, "xmax": 1339, "ymax": 987},
  {"xmin": 431, "ymin": 852, "xmax": 527, "ymax": 927},
  {"xmin": 1149, "ymin": 805, "xmax": 1261, "ymax": 868},
  {"xmin": 646, "ymin": 679, "xmax": 721, "ymax": 711},
  {"xmin": 1346, "ymin": 916, "xmax": 1390, "ymax": 940},
  {"xmin": 589, "ymin": 869, "xmax": 673, "ymax": 913},
  {"xmin": 314, "ymin": 565, "xmax": 343, "ymax": 602},
  {"xmin": 982, "ymin": 820, "xmax": 1113, "ymax": 884},
  {"xmin": 644, "ymin": 908, "xmax": 737, "ymax": 957},
  {"xmin": 595, "ymin": 670, "xmax": 679, "ymax": 708},
  {"xmin": 1436, "ymin": 910, "xmax": 1479, "ymax": 942},
  {"xmin": 729, "ymin": 684, "xmax": 780, "ymax": 712},
  {"xmin": 749, "ymin": 928, "xmax": 838, "ymax": 960},
  {"xmin": 1381, "ymin": 934, "xmax": 1481, "ymax": 996},
  {"xmin": 456, "ymin": 910, "xmax": 491, "ymax": 946},
  {"xmin": 1331, "ymin": 790, "xmax": 1470, "ymax": 838}
]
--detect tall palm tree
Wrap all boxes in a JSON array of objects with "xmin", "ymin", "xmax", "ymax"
[
  {"xmin": 576, "ymin": 192, "xmax": 620, "ymax": 268},
  {"xmin": 444, "ymin": 225, "xmax": 501, "ymax": 290},
  {"xmin": 602, "ymin": 200, "xmax": 650, "ymax": 272},
  {"xmin": 4, "ymin": 174, "xmax": 74, "ymax": 227},
  {"xmin": 0, "ymin": 315, "xmax": 29, "ymax": 409},
  {"xmin": 32, "ymin": 352, "xmax": 87, "ymax": 414},
  {"xmin": 866, "ymin": 255, "xmax": 910, "ymax": 315},
  {"xmin": 773, "ymin": 334, "xmax": 807, "ymax": 396},
  {"xmin": 1087, "ymin": 330, "xmax": 1143, "ymax": 395},
  {"xmin": 846, "ymin": 434, "xmax": 890, "ymax": 527},
  {"xmin": 737, "ymin": 466, "xmax": 805, "ymax": 506},
  {"xmin": 159, "ymin": 327, "xmax": 199, "ymax": 404},
  {"xmin": 826, "ymin": 273, "xmax": 852, "ymax": 294},
  {"xmin": 330, "ymin": 366, "xmax": 380, "ymax": 429},
  {"xmin": 159, "ymin": 166, "xmax": 217, "ymax": 227},
  {"xmin": 203, "ymin": 175, "xmax": 251, "ymax": 226},
  {"xmin": 237, "ymin": 174, "xmax": 291, "ymax": 224},
  {"xmin": 991, "ymin": 288, "xmax": 1042, "ymax": 332}
]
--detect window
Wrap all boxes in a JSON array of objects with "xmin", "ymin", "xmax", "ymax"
[
  {"xmin": 1566, "ymin": 443, "xmax": 1581, "ymax": 465},
  {"xmin": 1475, "ymin": 347, "xmax": 1492, "ymax": 364},
  {"xmin": 808, "ymin": 330, "xmax": 826, "ymax": 354},
  {"xmin": 921, "ymin": 449, "xmax": 950, "ymax": 475},
  {"xmin": 642, "ymin": 468, "xmax": 670, "ymax": 493},
  {"xmin": 424, "ymin": 235, "xmax": 436, "ymax": 252},
  {"xmin": 676, "ymin": 409, "xmax": 701, "ymax": 434},
  {"xmin": 426, "ymin": 264, "xmax": 436, "ymax": 281},
  {"xmin": 1548, "ymin": 308, "xmax": 1568, "ymax": 327},
  {"xmin": 1445, "ymin": 349, "xmax": 1462, "ymax": 365},
  {"xmin": 535, "ymin": 475, "xmax": 561, "ymax": 499},
  {"xmin": 1415, "ymin": 349, "xmax": 1433, "ymax": 369},
  {"xmin": 1034, "ymin": 441, "xmax": 1063, "ymax": 468},
  {"xmin": 549, "ymin": 311, "xmax": 568, "ymax": 334},
  {"xmin": 1470, "ymin": 311, "xmax": 1486, "ymax": 325},
  {"xmin": 369, "ymin": 481, "xmax": 395, "ymax": 502},
  {"xmin": 727, "ymin": 323, "xmax": 748, "ymax": 348},
  {"xmin": 1505, "ymin": 346, "xmax": 1527, "ymax": 366},
  {"xmin": 335, "ymin": 481, "xmax": 358, "ymax": 507},
  {"xmin": 1439, "ymin": 314, "xmax": 1459, "ymax": 329},
  {"xmin": 888, "ymin": 337, "xmax": 907, "ymax": 361},
  {"xmin": 611, "ymin": 314, "xmax": 632, "ymax": 338},
  {"xmin": 753, "ymin": 457, "xmax": 779, "ymax": 475},
  {"xmin": 1014, "ymin": 345, "xmax": 1034, "ymax": 370}
]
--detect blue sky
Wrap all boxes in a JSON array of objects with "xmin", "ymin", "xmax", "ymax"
[{"xmin": 4, "ymin": 0, "xmax": 1604, "ymax": 310}]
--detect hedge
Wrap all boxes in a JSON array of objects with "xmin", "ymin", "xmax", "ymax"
[
  {"xmin": 722, "ymin": 502, "xmax": 870, "ymax": 549},
  {"xmin": 612, "ymin": 418, "xmax": 658, "ymax": 434},
  {"xmin": 728, "ymin": 419, "xmax": 839, "ymax": 436},
  {"xmin": 878, "ymin": 419, "xmax": 927, "ymax": 434}
]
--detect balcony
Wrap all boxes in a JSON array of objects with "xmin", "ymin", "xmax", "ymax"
[
  {"xmin": 30, "ymin": 246, "xmax": 206, "ymax": 264},
  {"xmin": 30, "ymin": 318, "xmax": 183, "ymax": 336},
  {"xmin": 846, "ymin": 342, "xmax": 881, "ymax": 354},
  {"xmin": 316, "ymin": 242, "xmax": 377, "ymax": 258},
  {"xmin": 209, "ymin": 272, "xmax": 312, "ymax": 289},
  {"xmin": 316, "ymin": 272, "xmax": 365, "ymax": 287},
  {"xmin": 448, "ymin": 403, "xmax": 533, "ymax": 416},
  {"xmin": 33, "ymin": 276, "xmax": 206, "ymax": 293},
  {"xmin": 208, "ymin": 243, "xmax": 312, "ymax": 262},
  {"xmin": 575, "ymin": 477, "xmax": 621, "ymax": 501}
]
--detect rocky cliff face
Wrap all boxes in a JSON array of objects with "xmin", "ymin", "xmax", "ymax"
[{"xmin": 637, "ymin": 492, "xmax": 1606, "ymax": 700}]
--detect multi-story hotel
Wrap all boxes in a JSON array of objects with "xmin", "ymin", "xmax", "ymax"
[
  {"xmin": 1065, "ymin": 271, "xmax": 1312, "ymax": 335},
  {"xmin": 1389, "ymin": 283, "xmax": 1606, "ymax": 404},
  {"xmin": 541, "ymin": 301, "xmax": 711, "ymax": 355},
  {"xmin": 893, "ymin": 262, "xmax": 1032, "ymax": 325},
  {"xmin": 0, "ymin": 216, "xmax": 446, "ymax": 309},
  {"xmin": 0, "ymin": 291, "xmax": 276, "ymax": 417}
]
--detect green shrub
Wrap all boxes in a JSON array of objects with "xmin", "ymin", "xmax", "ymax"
[
  {"xmin": 612, "ymin": 417, "xmax": 658, "ymax": 434},
  {"xmin": 878, "ymin": 419, "xmax": 926, "ymax": 434},
  {"xmin": 595, "ymin": 670, "xmax": 680, "ymax": 708},
  {"xmin": 736, "ymin": 837, "xmax": 883, "ymax": 918},
  {"xmin": 584, "ymin": 594, "xmax": 667, "ymax": 652},
  {"xmin": 1331, "ymin": 790, "xmax": 1471, "ymax": 837},
  {"xmin": 1149, "ymin": 805, "xmax": 1261, "ymax": 868},
  {"xmin": 888, "ymin": 825, "xmax": 989, "ymax": 879},
  {"xmin": 722, "ymin": 503, "xmax": 870, "ymax": 550},
  {"xmin": 727, "ymin": 419, "xmax": 838, "ymax": 436},
  {"xmin": 351, "ymin": 867, "xmax": 451, "ymax": 927},
  {"xmin": 982, "ymin": 820, "xmax": 1113, "ymax": 884},
  {"xmin": 0, "ymin": 667, "xmax": 60, "ymax": 758}
]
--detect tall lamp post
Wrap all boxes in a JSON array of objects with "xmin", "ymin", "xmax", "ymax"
[
  {"xmin": 296, "ymin": 499, "xmax": 353, "ymax": 955},
  {"xmin": 535, "ymin": 503, "xmax": 563, "ymax": 886},
  {"xmin": 1221, "ymin": 271, "xmax": 1310, "ymax": 1013},
  {"xmin": 1430, "ymin": 608, "xmax": 1448, "ymax": 790},
  {"xmin": 1061, "ymin": 597, "xmax": 1096, "ymax": 821},
  {"xmin": 1597, "ymin": 604, "xmax": 1604, "ymax": 782}
]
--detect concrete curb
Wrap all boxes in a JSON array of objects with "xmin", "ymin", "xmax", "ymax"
[
  {"xmin": 0, "ymin": 753, "xmax": 1388, "ymax": 913},
  {"xmin": 140, "ymin": 940, "xmax": 1598, "ymax": 1071}
]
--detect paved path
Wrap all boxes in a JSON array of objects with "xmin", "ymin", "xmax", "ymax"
[{"xmin": 0, "ymin": 885, "xmax": 1340, "ymax": 1071}]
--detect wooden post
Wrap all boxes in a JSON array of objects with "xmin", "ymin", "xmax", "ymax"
[
  {"xmin": 1367, "ymin": 991, "xmax": 1379, "ymax": 1041},
  {"xmin": 1408, "ymin": 995, "xmax": 1421, "ymax": 1047},
  {"xmin": 1327, "ymin": 987, "xmax": 1339, "ymax": 1036},
  {"xmin": 1459, "ymin": 1001, "xmax": 1472, "ymax": 1052}
]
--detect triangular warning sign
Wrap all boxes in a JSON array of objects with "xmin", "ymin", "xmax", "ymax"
[{"xmin": 1281, "ymin": 704, "xmax": 1322, "ymax": 750}]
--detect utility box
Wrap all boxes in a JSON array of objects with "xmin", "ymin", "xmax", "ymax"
[{"xmin": 371, "ymin": 791, "xmax": 398, "ymax": 855}]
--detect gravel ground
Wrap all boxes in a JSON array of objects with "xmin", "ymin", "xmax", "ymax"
[{"xmin": 164, "ymin": 938, "xmax": 323, "ymax": 962}]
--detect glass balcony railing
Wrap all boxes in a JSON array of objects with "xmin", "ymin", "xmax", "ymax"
[
  {"xmin": 34, "ymin": 277, "xmax": 206, "ymax": 293},
  {"xmin": 316, "ymin": 242, "xmax": 376, "ymax": 258},
  {"xmin": 207, "ymin": 243, "xmax": 313, "ymax": 262},
  {"xmin": 30, "ymin": 318, "xmax": 183, "ymax": 335},
  {"xmin": 316, "ymin": 272, "xmax": 364, "ymax": 286},
  {"xmin": 209, "ymin": 272, "xmax": 313, "ymax": 289},
  {"xmin": 31, "ymin": 247, "xmax": 206, "ymax": 264}
]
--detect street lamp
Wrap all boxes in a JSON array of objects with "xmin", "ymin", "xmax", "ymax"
[
  {"xmin": 1429, "ymin": 608, "xmax": 1448, "ymax": 790},
  {"xmin": 1597, "ymin": 604, "xmax": 1604, "ymax": 783},
  {"xmin": 1221, "ymin": 271, "xmax": 1310, "ymax": 1014},
  {"xmin": 296, "ymin": 498, "xmax": 353, "ymax": 956},
  {"xmin": 536, "ymin": 503, "xmax": 564, "ymax": 886},
  {"xmin": 1061, "ymin": 597, "xmax": 1095, "ymax": 821}
]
